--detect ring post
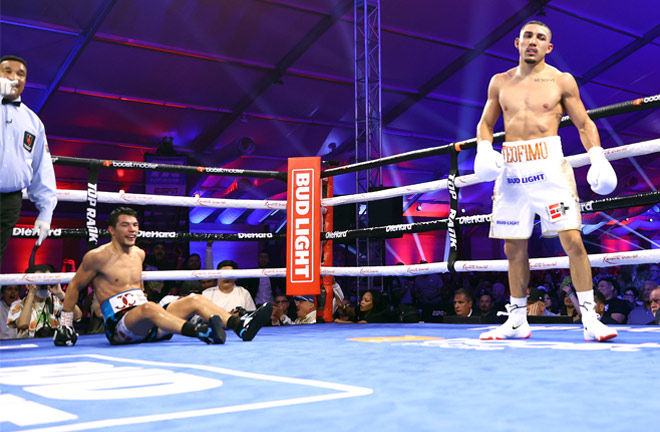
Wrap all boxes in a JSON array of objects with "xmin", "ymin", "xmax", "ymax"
[
  {"xmin": 446, "ymin": 146, "xmax": 461, "ymax": 272},
  {"xmin": 85, "ymin": 161, "xmax": 100, "ymax": 251},
  {"xmin": 286, "ymin": 157, "xmax": 322, "ymax": 297},
  {"xmin": 320, "ymin": 175, "xmax": 335, "ymax": 322}
]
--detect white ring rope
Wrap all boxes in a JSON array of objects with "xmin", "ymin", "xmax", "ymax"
[
  {"xmin": 3, "ymin": 249, "xmax": 659, "ymax": 285},
  {"xmin": 322, "ymin": 138, "xmax": 660, "ymax": 207},
  {"xmin": 22, "ymin": 189, "xmax": 287, "ymax": 210},
  {"xmin": 323, "ymin": 249, "xmax": 660, "ymax": 276},
  {"xmin": 20, "ymin": 139, "xmax": 659, "ymax": 211},
  {"xmin": 0, "ymin": 268, "xmax": 284, "ymax": 285}
]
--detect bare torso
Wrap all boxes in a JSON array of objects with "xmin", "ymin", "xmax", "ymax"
[
  {"xmin": 86, "ymin": 243, "xmax": 145, "ymax": 305},
  {"xmin": 496, "ymin": 65, "xmax": 565, "ymax": 141}
]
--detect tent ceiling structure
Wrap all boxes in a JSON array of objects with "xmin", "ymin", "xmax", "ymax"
[{"xmin": 2, "ymin": 0, "xmax": 659, "ymax": 238}]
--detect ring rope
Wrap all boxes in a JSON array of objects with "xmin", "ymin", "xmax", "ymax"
[
  {"xmin": 321, "ymin": 94, "xmax": 660, "ymax": 178},
  {"xmin": 4, "ymin": 249, "xmax": 660, "ymax": 285},
  {"xmin": 11, "ymin": 99, "xmax": 658, "ymax": 285},
  {"xmin": 322, "ymin": 138, "xmax": 660, "ymax": 207},
  {"xmin": 23, "ymin": 189, "xmax": 287, "ymax": 210},
  {"xmin": 321, "ymin": 190, "xmax": 660, "ymax": 241},
  {"xmin": 53, "ymin": 156, "xmax": 288, "ymax": 181},
  {"xmin": 0, "ymin": 268, "xmax": 285, "ymax": 286},
  {"xmin": 322, "ymin": 249, "xmax": 660, "ymax": 276},
  {"xmin": 13, "ymin": 191, "xmax": 660, "ymax": 242},
  {"xmin": 11, "ymin": 228, "xmax": 285, "ymax": 241}
]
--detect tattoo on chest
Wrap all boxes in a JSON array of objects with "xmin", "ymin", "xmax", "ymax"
[{"xmin": 534, "ymin": 78, "xmax": 555, "ymax": 82}]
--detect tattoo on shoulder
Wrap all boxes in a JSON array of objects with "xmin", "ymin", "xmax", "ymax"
[{"xmin": 534, "ymin": 78, "xmax": 555, "ymax": 82}]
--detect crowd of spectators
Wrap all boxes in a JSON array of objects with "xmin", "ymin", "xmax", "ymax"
[
  {"xmin": 330, "ymin": 261, "xmax": 660, "ymax": 326},
  {"xmin": 2, "ymin": 244, "xmax": 659, "ymax": 340}
]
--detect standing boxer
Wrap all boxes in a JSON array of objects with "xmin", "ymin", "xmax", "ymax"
[{"xmin": 474, "ymin": 21, "xmax": 617, "ymax": 341}]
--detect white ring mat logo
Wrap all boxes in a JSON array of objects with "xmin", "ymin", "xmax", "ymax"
[
  {"xmin": 0, "ymin": 354, "xmax": 372, "ymax": 431},
  {"xmin": 398, "ymin": 327, "xmax": 660, "ymax": 352}
]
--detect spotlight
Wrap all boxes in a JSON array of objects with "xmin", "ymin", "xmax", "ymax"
[
  {"xmin": 461, "ymin": 208, "xmax": 466, "ymax": 213},
  {"xmin": 536, "ymin": 1, "xmax": 547, "ymax": 16},
  {"xmin": 156, "ymin": 136, "xmax": 177, "ymax": 156},
  {"xmin": 416, "ymin": 204, "xmax": 422, "ymax": 211}
]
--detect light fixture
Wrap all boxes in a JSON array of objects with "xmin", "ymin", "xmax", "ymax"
[{"xmin": 416, "ymin": 204, "xmax": 422, "ymax": 211}]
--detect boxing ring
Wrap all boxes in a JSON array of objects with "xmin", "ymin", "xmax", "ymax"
[
  {"xmin": 2, "ymin": 95, "xmax": 660, "ymax": 431},
  {"xmin": 2, "ymin": 324, "xmax": 659, "ymax": 431}
]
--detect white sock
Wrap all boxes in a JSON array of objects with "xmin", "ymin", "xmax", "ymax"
[
  {"xmin": 509, "ymin": 296, "xmax": 527, "ymax": 322},
  {"xmin": 576, "ymin": 290, "xmax": 596, "ymax": 318}
]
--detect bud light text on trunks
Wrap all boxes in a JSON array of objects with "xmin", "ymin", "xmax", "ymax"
[
  {"xmin": 495, "ymin": 220, "xmax": 519, "ymax": 225},
  {"xmin": 506, "ymin": 173, "xmax": 546, "ymax": 184}
]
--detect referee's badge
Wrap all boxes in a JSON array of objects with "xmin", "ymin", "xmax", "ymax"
[{"xmin": 23, "ymin": 131, "xmax": 36, "ymax": 152}]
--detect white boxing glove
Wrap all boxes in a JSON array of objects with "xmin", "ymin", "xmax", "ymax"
[
  {"xmin": 0, "ymin": 77, "xmax": 18, "ymax": 97},
  {"xmin": 34, "ymin": 220, "xmax": 50, "ymax": 246},
  {"xmin": 474, "ymin": 140, "xmax": 504, "ymax": 181},
  {"xmin": 587, "ymin": 146, "xmax": 617, "ymax": 195}
]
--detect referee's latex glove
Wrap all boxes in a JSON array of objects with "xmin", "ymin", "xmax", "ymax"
[
  {"xmin": 34, "ymin": 220, "xmax": 50, "ymax": 246},
  {"xmin": 474, "ymin": 140, "xmax": 504, "ymax": 182},
  {"xmin": 587, "ymin": 146, "xmax": 617, "ymax": 195},
  {"xmin": 0, "ymin": 77, "xmax": 18, "ymax": 97}
]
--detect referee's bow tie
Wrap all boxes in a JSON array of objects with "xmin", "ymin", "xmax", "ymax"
[{"xmin": 1, "ymin": 98, "xmax": 21, "ymax": 106}]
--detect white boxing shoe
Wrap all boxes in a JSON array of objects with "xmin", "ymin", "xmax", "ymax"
[
  {"xmin": 479, "ymin": 304, "xmax": 531, "ymax": 340},
  {"xmin": 583, "ymin": 315, "xmax": 617, "ymax": 342}
]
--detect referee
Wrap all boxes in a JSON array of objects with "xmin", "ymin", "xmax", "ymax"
[{"xmin": 0, "ymin": 55, "xmax": 57, "ymax": 267}]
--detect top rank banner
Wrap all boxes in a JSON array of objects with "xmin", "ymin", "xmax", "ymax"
[{"xmin": 286, "ymin": 157, "xmax": 321, "ymax": 295}]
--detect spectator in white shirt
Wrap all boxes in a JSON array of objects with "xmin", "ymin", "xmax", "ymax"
[{"xmin": 202, "ymin": 260, "xmax": 256, "ymax": 313}]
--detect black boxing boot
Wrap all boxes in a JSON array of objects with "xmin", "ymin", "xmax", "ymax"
[
  {"xmin": 232, "ymin": 303, "xmax": 272, "ymax": 341},
  {"xmin": 196, "ymin": 315, "xmax": 226, "ymax": 344}
]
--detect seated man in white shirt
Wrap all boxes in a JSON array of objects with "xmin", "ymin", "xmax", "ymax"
[{"xmin": 202, "ymin": 260, "xmax": 256, "ymax": 313}]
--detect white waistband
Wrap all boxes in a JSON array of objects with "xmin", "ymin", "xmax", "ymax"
[
  {"xmin": 100, "ymin": 289, "xmax": 148, "ymax": 320},
  {"xmin": 502, "ymin": 136, "xmax": 563, "ymax": 164}
]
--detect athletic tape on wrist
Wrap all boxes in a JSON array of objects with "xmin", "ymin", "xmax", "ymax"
[{"xmin": 60, "ymin": 311, "xmax": 74, "ymax": 327}]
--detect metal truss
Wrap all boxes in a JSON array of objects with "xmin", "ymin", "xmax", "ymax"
[{"xmin": 355, "ymin": 0, "xmax": 383, "ymax": 290}]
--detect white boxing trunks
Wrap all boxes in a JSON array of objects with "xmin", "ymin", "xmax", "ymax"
[
  {"xmin": 101, "ymin": 289, "xmax": 171, "ymax": 344},
  {"xmin": 489, "ymin": 136, "xmax": 581, "ymax": 239}
]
